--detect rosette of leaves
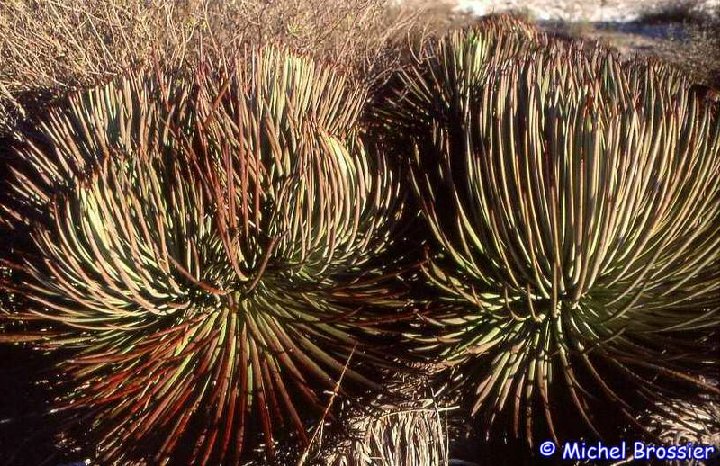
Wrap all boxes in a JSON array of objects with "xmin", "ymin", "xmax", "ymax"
[
  {"xmin": 1, "ymin": 71, "xmax": 192, "ymax": 229},
  {"xmin": 370, "ymin": 21, "xmax": 541, "ymax": 138},
  {"xmin": 382, "ymin": 29, "xmax": 720, "ymax": 445},
  {"xmin": 1, "ymin": 47, "xmax": 405, "ymax": 464}
]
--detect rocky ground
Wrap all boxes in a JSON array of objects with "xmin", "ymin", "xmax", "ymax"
[{"xmin": 452, "ymin": 0, "xmax": 719, "ymax": 22}]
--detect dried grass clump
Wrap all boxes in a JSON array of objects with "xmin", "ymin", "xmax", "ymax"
[
  {"xmin": 630, "ymin": 395, "xmax": 720, "ymax": 466},
  {"xmin": 322, "ymin": 399, "xmax": 450, "ymax": 466},
  {"xmin": 645, "ymin": 396, "xmax": 720, "ymax": 466}
]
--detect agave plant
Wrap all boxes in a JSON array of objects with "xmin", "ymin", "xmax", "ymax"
[
  {"xmin": 371, "ymin": 21, "xmax": 541, "ymax": 137},
  {"xmin": 1, "ymin": 47, "xmax": 406, "ymax": 464},
  {"xmin": 380, "ymin": 28, "xmax": 720, "ymax": 445},
  {"xmin": 1, "ymin": 70, "xmax": 193, "ymax": 230}
]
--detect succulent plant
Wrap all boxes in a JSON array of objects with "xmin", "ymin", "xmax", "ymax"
[
  {"xmin": 371, "ymin": 22, "xmax": 541, "ymax": 137},
  {"xmin": 1, "ymin": 71, "xmax": 193, "ymax": 230},
  {"xmin": 381, "ymin": 28, "xmax": 720, "ymax": 445},
  {"xmin": 1, "ymin": 47, "xmax": 406, "ymax": 464}
]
